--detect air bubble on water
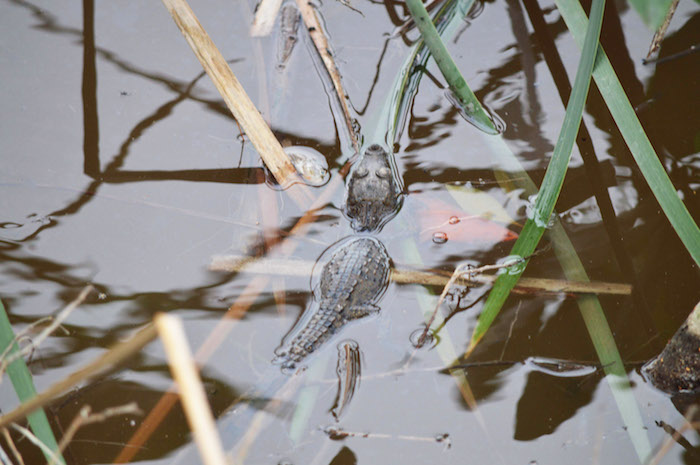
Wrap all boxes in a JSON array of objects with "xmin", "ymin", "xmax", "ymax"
[
  {"xmin": 525, "ymin": 194, "xmax": 555, "ymax": 229},
  {"xmin": 448, "ymin": 216, "xmax": 460, "ymax": 225},
  {"xmin": 497, "ymin": 255, "xmax": 525, "ymax": 275},
  {"xmin": 432, "ymin": 232, "xmax": 448, "ymax": 244}
]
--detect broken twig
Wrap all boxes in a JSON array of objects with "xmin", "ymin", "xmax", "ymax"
[
  {"xmin": 58, "ymin": 403, "xmax": 142, "ymax": 453},
  {"xmin": 295, "ymin": 0, "xmax": 359, "ymax": 152},
  {"xmin": 0, "ymin": 285, "xmax": 92, "ymax": 377}
]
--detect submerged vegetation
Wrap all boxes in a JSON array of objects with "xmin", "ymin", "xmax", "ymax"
[{"xmin": 1, "ymin": 0, "xmax": 698, "ymax": 463}]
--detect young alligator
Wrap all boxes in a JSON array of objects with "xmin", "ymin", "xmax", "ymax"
[
  {"xmin": 273, "ymin": 236, "xmax": 391, "ymax": 371},
  {"xmin": 344, "ymin": 144, "xmax": 402, "ymax": 232}
]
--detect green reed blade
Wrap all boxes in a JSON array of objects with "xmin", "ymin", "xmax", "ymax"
[
  {"xmin": 404, "ymin": 0, "xmax": 498, "ymax": 134},
  {"xmin": 369, "ymin": 0, "xmax": 474, "ymax": 147},
  {"xmin": 469, "ymin": 0, "xmax": 605, "ymax": 352},
  {"xmin": 464, "ymin": 0, "xmax": 654, "ymax": 459},
  {"xmin": 556, "ymin": 0, "xmax": 700, "ymax": 267},
  {"xmin": 0, "ymin": 300, "xmax": 65, "ymax": 465}
]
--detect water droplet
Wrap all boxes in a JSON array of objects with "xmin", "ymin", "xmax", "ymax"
[
  {"xmin": 525, "ymin": 194, "xmax": 555, "ymax": 229},
  {"xmin": 497, "ymin": 255, "xmax": 526, "ymax": 275},
  {"xmin": 448, "ymin": 216, "xmax": 460, "ymax": 225},
  {"xmin": 432, "ymin": 232, "xmax": 448, "ymax": 244}
]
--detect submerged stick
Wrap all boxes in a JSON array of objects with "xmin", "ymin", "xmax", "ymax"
[
  {"xmin": 295, "ymin": 0, "xmax": 359, "ymax": 153},
  {"xmin": 155, "ymin": 313, "xmax": 226, "ymax": 465},
  {"xmin": 209, "ymin": 254, "xmax": 632, "ymax": 295},
  {"xmin": 0, "ymin": 324, "xmax": 157, "ymax": 429},
  {"xmin": 646, "ymin": 0, "xmax": 680, "ymax": 59},
  {"xmin": 161, "ymin": 0, "xmax": 300, "ymax": 188},
  {"xmin": 250, "ymin": 0, "xmax": 284, "ymax": 37}
]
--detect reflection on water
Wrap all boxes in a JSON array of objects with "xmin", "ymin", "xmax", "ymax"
[{"xmin": 1, "ymin": 0, "xmax": 699, "ymax": 464}]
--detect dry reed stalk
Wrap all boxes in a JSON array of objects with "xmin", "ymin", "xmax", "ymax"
[
  {"xmin": 250, "ymin": 0, "xmax": 284, "ymax": 37},
  {"xmin": 154, "ymin": 313, "xmax": 226, "ymax": 465},
  {"xmin": 160, "ymin": 0, "xmax": 302, "ymax": 190},
  {"xmin": 295, "ymin": 0, "xmax": 359, "ymax": 153},
  {"xmin": 0, "ymin": 325, "xmax": 157, "ymax": 429},
  {"xmin": 57, "ymin": 403, "xmax": 142, "ymax": 453},
  {"xmin": 208, "ymin": 254, "xmax": 633, "ymax": 295}
]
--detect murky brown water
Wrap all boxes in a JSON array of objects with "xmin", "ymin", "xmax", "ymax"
[{"xmin": 1, "ymin": 0, "xmax": 699, "ymax": 464}]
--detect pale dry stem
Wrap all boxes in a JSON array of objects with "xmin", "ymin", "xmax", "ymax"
[{"xmin": 154, "ymin": 313, "xmax": 226, "ymax": 465}]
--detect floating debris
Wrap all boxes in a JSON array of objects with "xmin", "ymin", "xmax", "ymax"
[
  {"xmin": 525, "ymin": 356, "xmax": 598, "ymax": 378},
  {"xmin": 285, "ymin": 146, "xmax": 330, "ymax": 187},
  {"xmin": 331, "ymin": 340, "xmax": 362, "ymax": 421}
]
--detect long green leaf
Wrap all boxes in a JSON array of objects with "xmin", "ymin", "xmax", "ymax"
[
  {"xmin": 369, "ymin": 0, "xmax": 474, "ymax": 147},
  {"xmin": 469, "ymin": 0, "xmax": 605, "ymax": 351},
  {"xmin": 0, "ymin": 300, "xmax": 65, "ymax": 465},
  {"xmin": 555, "ymin": 0, "xmax": 700, "ymax": 268},
  {"xmin": 404, "ymin": 0, "xmax": 498, "ymax": 134},
  {"xmin": 463, "ymin": 0, "xmax": 653, "ymax": 459}
]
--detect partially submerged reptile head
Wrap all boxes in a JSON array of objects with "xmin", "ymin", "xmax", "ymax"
[{"xmin": 344, "ymin": 144, "xmax": 401, "ymax": 232}]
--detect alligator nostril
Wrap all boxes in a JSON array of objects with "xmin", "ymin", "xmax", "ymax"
[{"xmin": 367, "ymin": 144, "xmax": 382, "ymax": 152}]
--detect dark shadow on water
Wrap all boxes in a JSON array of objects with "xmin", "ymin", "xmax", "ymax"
[{"xmin": 514, "ymin": 370, "xmax": 600, "ymax": 441}]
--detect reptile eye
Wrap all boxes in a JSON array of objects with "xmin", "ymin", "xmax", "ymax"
[
  {"xmin": 355, "ymin": 166, "xmax": 369, "ymax": 178},
  {"xmin": 376, "ymin": 167, "xmax": 391, "ymax": 179}
]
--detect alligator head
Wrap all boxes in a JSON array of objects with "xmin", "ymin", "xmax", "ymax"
[{"xmin": 344, "ymin": 144, "xmax": 401, "ymax": 232}]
